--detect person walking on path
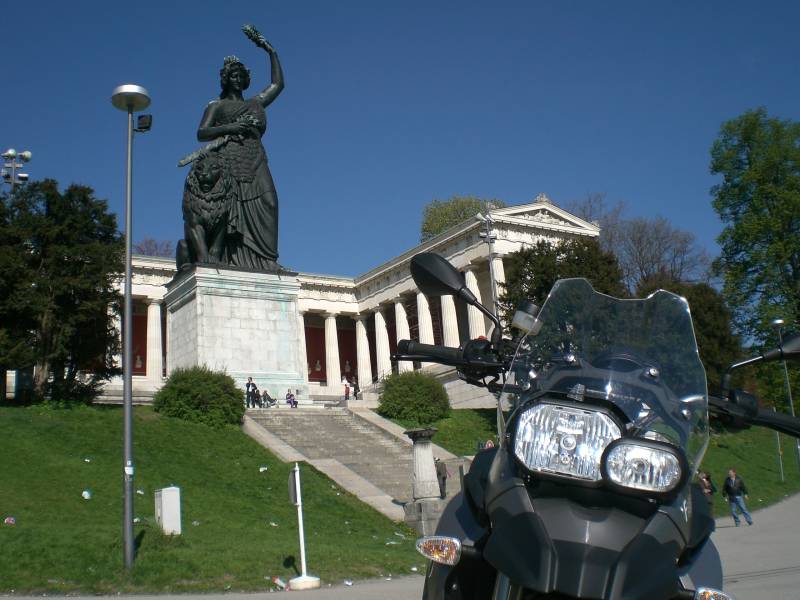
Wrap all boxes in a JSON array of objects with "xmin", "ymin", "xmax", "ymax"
[
  {"xmin": 723, "ymin": 468, "xmax": 753, "ymax": 526},
  {"xmin": 435, "ymin": 458, "xmax": 451, "ymax": 499}
]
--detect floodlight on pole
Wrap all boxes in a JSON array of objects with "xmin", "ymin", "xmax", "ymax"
[
  {"xmin": 111, "ymin": 83, "xmax": 151, "ymax": 571},
  {"xmin": 2, "ymin": 147, "xmax": 33, "ymax": 190},
  {"xmin": 771, "ymin": 318, "xmax": 799, "ymax": 467}
]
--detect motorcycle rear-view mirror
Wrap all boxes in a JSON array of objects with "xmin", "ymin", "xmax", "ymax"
[
  {"xmin": 762, "ymin": 332, "xmax": 800, "ymax": 362},
  {"xmin": 410, "ymin": 253, "xmax": 477, "ymax": 306}
]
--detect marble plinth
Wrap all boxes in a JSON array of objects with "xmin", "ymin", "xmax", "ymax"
[{"xmin": 164, "ymin": 266, "xmax": 308, "ymax": 400}]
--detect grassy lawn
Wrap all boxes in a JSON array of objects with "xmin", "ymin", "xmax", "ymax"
[
  {"xmin": 413, "ymin": 408, "xmax": 800, "ymax": 513},
  {"xmin": 395, "ymin": 408, "xmax": 499, "ymax": 457},
  {"xmin": 0, "ymin": 405, "xmax": 420, "ymax": 593}
]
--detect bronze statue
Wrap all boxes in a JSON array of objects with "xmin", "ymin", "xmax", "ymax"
[{"xmin": 177, "ymin": 24, "xmax": 284, "ymax": 272}]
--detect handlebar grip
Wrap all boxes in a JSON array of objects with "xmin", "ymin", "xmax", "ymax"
[
  {"xmin": 396, "ymin": 339, "xmax": 465, "ymax": 365},
  {"xmin": 751, "ymin": 409, "xmax": 800, "ymax": 438}
]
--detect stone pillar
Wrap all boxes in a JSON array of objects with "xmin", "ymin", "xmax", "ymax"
[
  {"xmin": 297, "ymin": 311, "xmax": 309, "ymax": 386},
  {"xmin": 324, "ymin": 313, "xmax": 341, "ymax": 387},
  {"xmin": 405, "ymin": 428, "xmax": 440, "ymax": 500},
  {"xmin": 440, "ymin": 295, "xmax": 460, "ymax": 348},
  {"xmin": 374, "ymin": 307, "xmax": 392, "ymax": 380},
  {"xmin": 464, "ymin": 266, "xmax": 486, "ymax": 339},
  {"xmin": 394, "ymin": 299, "xmax": 413, "ymax": 373},
  {"xmin": 416, "ymin": 291, "xmax": 435, "ymax": 344},
  {"xmin": 145, "ymin": 299, "xmax": 163, "ymax": 383},
  {"xmin": 355, "ymin": 315, "xmax": 373, "ymax": 387}
]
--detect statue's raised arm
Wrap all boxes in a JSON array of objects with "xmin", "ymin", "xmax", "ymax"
[{"xmin": 242, "ymin": 24, "xmax": 284, "ymax": 108}]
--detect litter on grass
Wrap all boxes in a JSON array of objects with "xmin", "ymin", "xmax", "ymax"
[
  {"xmin": 271, "ymin": 576, "xmax": 287, "ymax": 590},
  {"xmin": 411, "ymin": 566, "xmax": 419, "ymax": 572},
  {"xmin": 83, "ymin": 457, "xmax": 92, "ymax": 463},
  {"xmin": 259, "ymin": 465, "xmax": 269, "ymax": 472},
  {"xmin": 81, "ymin": 490, "xmax": 92, "ymax": 500},
  {"xmin": 133, "ymin": 517, "xmax": 141, "ymax": 524},
  {"xmin": 269, "ymin": 521, "xmax": 279, "ymax": 527},
  {"xmin": 3, "ymin": 516, "xmax": 15, "ymax": 525},
  {"xmin": 394, "ymin": 531, "xmax": 406, "ymax": 538},
  {"xmin": 191, "ymin": 520, "xmax": 201, "ymax": 526},
  {"xmin": 343, "ymin": 580, "xmax": 353, "ymax": 586},
  {"xmin": 385, "ymin": 541, "xmax": 399, "ymax": 545},
  {"xmin": 136, "ymin": 489, "xmax": 144, "ymax": 495}
]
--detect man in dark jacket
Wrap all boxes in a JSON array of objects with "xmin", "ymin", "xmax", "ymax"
[{"xmin": 723, "ymin": 468, "xmax": 753, "ymax": 526}]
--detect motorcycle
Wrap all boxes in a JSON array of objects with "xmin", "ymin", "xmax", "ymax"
[{"xmin": 393, "ymin": 253, "xmax": 800, "ymax": 600}]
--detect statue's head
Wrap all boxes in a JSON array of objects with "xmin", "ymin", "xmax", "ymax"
[{"xmin": 219, "ymin": 55, "xmax": 251, "ymax": 95}]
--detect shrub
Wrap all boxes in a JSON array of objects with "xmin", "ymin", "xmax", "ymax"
[
  {"xmin": 153, "ymin": 366, "xmax": 244, "ymax": 427},
  {"xmin": 378, "ymin": 371, "xmax": 450, "ymax": 425}
]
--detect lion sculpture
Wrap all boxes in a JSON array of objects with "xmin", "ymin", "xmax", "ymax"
[{"xmin": 176, "ymin": 155, "xmax": 232, "ymax": 270}]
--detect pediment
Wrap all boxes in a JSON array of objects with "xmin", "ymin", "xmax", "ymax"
[{"xmin": 491, "ymin": 194, "xmax": 599, "ymax": 234}]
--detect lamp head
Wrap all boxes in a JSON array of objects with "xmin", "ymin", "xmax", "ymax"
[
  {"xmin": 18, "ymin": 151, "xmax": 32, "ymax": 162},
  {"xmin": 2, "ymin": 148, "xmax": 16, "ymax": 160}
]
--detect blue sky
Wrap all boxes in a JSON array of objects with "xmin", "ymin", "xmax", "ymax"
[{"xmin": 1, "ymin": 1, "xmax": 798, "ymax": 276}]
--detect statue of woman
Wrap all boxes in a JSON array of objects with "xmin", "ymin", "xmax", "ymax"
[{"xmin": 195, "ymin": 25, "xmax": 284, "ymax": 271}]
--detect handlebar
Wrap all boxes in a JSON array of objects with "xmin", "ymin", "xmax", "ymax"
[
  {"xmin": 396, "ymin": 340, "xmax": 469, "ymax": 367},
  {"xmin": 750, "ymin": 409, "xmax": 800, "ymax": 438}
]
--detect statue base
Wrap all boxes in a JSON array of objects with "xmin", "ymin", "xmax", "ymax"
[{"xmin": 164, "ymin": 265, "xmax": 308, "ymax": 401}]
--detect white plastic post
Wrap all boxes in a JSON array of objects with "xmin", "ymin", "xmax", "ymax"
[{"xmin": 288, "ymin": 463, "xmax": 320, "ymax": 590}]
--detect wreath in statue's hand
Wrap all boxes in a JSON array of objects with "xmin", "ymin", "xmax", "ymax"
[{"xmin": 242, "ymin": 24, "xmax": 274, "ymax": 53}]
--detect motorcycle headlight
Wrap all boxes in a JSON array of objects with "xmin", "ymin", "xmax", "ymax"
[
  {"xmin": 513, "ymin": 402, "xmax": 621, "ymax": 481},
  {"xmin": 602, "ymin": 438, "xmax": 686, "ymax": 495}
]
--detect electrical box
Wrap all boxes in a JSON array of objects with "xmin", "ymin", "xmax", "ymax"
[{"xmin": 154, "ymin": 486, "xmax": 182, "ymax": 535}]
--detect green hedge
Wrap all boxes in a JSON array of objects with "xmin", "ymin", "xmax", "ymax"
[
  {"xmin": 153, "ymin": 366, "xmax": 244, "ymax": 427},
  {"xmin": 378, "ymin": 371, "xmax": 450, "ymax": 425}
]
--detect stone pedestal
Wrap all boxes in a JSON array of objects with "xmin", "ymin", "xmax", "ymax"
[
  {"xmin": 164, "ymin": 266, "xmax": 308, "ymax": 400},
  {"xmin": 403, "ymin": 427, "xmax": 445, "ymax": 534}
]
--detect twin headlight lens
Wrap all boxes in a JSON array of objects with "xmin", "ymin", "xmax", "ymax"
[{"xmin": 513, "ymin": 402, "xmax": 685, "ymax": 495}]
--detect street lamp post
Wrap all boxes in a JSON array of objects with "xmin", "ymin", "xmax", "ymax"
[
  {"xmin": 771, "ymin": 318, "xmax": 799, "ymax": 467},
  {"xmin": 477, "ymin": 211, "xmax": 498, "ymax": 314},
  {"xmin": 111, "ymin": 84, "xmax": 151, "ymax": 571},
  {"xmin": 1, "ymin": 148, "xmax": 33, "ymax": 190}
]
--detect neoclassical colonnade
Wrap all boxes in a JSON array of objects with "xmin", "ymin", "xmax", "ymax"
[{"xmin": 299, "ymin": 255, "xmax": 507, "ymax": 390}]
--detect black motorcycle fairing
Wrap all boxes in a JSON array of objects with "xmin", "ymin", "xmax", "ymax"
[
  {"xmin": 463, "ymin": 446, "xmax": 498, "ymax": 524},
  {"xmin": 683, "ymin": 484, "xmax": 715, "ymax": 554},
  {"xmin": 477, "ymin": 449, "xmax": 687, "ymax": 599},
  {"xmin": 677, "ymin": 536, "xmax": 724, "ymax": 593},
  {"xmin": 422, "ymin": 492, "xmax": 494, "ymax": 600}
]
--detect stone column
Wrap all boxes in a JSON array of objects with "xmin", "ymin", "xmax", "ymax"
[
  {"xmin": 405, "ymin": 428, "xmax": 441, "ymax": 500},
  {"xmin": 324, "ymin": 313, "xmax": 341, "ymax": 388},
  {"xmin": 355, "ymin": 315, "xmax": 373, "ymax": 387},
  {"xmin": 145, "ymin": 299, "xmax": 163, "ymax": 383},
  {"xmin": 374, "ymin": 307, "xmax": 392, "ymax": 380},
  {"xmin": 394, "ymin": 299, "xmax": 413, "ymax": 373},
  {"xmin": 464, "ymin": 266, "xmax": 486, "ymax": 339},
  {"xmin": 297, "ymin": 311, "xmax": 309, "ymax": 386},
  {"xmin": 416, "ymin": 291, "xmax": 435, "ymax": 344},
  {"xmin": 440, "ymin": 295, "xmax": 460, "ymax": 348}
]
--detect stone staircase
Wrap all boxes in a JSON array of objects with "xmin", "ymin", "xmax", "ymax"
[{"xmin": 248, "ymin": 407, "xmax": 414, "ymax": 503}]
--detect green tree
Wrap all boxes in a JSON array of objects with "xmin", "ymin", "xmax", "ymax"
[
  {"xmin": 0, "ymin": 196, "xmax": 37, "ymax": 401},
  {"xmin": 420, "ymin": 196, "xmax": 506, "ymax": 242},
  {"xmin": 498, "ymin": 238, "xmax": 626, "ymax": 319},
  {"xmin": 2, "ymin": 180, "xmax": 124, "ymax": 402},
  {"xmin": 710, "ymin": 107, "xmax": 800, "ymax": 343}
]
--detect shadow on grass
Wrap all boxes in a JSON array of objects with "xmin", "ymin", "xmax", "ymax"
[
  {"xmin": 134, "ymin": 530, "xmax": 146, "ymax": 559},
  {"xmin": 283, "ymin": 556, "xmax": 300, "ymax": 576}
]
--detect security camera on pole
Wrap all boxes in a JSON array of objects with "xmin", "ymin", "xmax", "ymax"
[{"xmin": 287, "ymin": 463, "xmax": 320, "ymax": 590}]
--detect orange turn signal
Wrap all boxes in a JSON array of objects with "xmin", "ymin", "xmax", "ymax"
[{"xmin": 415, "ymin": 536, "xmax": 462, "ymax": 566}]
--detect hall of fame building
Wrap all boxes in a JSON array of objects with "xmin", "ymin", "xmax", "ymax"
[{"xmin": 37, "ymin": 195, "xmax": 599, "ymax": 405}]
